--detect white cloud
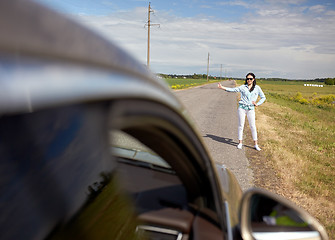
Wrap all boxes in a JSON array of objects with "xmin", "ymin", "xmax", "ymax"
[
  {"xmin": 309, "ymin": 5, "xmax": 326, "ymax": 13},
  {"xmin": 73, "ymin": 2, "xmax": 335, "ymax": 79},
  {"xmin": 218, "ymin": 0, "xmax": 252, "ymax": 9},
  {"xmin": 325, "ymin": 10, "xmax": 335, "ymax": 16}
]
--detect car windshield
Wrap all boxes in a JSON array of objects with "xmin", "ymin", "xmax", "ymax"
[{"xmin": 111, "ymin": 130, "xmax": 172, "ymax": 170}]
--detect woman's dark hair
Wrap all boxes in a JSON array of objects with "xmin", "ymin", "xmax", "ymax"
[{"xmin": 245, "ymin": 72, "xmax": 256, "ymax": 92}]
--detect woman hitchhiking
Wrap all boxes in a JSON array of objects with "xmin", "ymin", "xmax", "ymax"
[{"xmin": 218, "ymin": 72, "xmax": 266, "ymax": 151}]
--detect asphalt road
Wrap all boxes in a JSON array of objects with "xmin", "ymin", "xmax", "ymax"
[{"xmin": 174, "ymin": 81, "xmax": 254, "ymax": 191}]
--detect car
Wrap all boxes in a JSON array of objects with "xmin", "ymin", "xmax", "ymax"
[{"xmin": 0, "ymin": 1, "xmax": 329, "ymax": 240}]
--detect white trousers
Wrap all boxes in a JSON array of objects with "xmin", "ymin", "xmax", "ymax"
[{"xmin": 238, "ymin": 107, "xmax": 257, "ymax": 141}]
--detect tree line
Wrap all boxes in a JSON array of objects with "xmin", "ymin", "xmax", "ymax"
[
  {"xmin": 324, "ymin": 78, "xmax": 335, "ymax": 85},
  {"xmin": 159, "ymin": 73, "xmax": 219, "ymax": 80}
]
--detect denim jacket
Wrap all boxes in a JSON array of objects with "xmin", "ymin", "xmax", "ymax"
[{"xmin": 225, "ymin": 84, "xmax": 266, "ymax": 110}]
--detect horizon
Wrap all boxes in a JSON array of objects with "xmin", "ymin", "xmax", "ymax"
[{"xmin": 158, "ymin": 72, "xmax": 331, "ymax": 81}]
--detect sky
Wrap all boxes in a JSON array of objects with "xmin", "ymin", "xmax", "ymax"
[{"xmin": 36, "ymin": 0, "xmax": 335, "ymax": 79}]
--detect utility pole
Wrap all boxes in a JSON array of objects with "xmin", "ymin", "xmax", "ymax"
[
  {"xmin": 145, "ymin": 2, "xmax": 159, "ymax": 69},
  {"xmin": 206, "ymin": 52, "xmax": 210, "ymax": 82},
  {"xmin": 220, "ymin": 64, "xmax": 222, "ymax": 80}
]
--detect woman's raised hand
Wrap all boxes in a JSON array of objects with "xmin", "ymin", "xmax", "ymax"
[{"xmin": 218, "ymin": 83, "xmax": 225, "ymax": 90}]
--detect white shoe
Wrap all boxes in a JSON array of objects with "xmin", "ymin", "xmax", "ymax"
[
  {"xmin": 237, "ymin": 143, "xmax": 243, "ymax": 149},
  {"xmin": 254, "ymin": 145, "xmax": 261, "ymax": 151}
]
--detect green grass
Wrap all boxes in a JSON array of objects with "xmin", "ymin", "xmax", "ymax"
[
  {"xmin": 237, "ymin": 79, "xmax": 335, "ymax": 108},
  {"xmin": 237, "ymin": 79, "xmax": 334, "ymax": 94},
  {"xmin": 165, "ymin": 77, "xmax": 220, "ymax": 89}
]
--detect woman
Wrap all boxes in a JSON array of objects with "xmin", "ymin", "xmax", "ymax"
[{"xmin": 218, "ymin": 72, "xmax": 266, "ymax": 151}]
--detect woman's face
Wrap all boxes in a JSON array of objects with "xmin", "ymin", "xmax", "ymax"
[{"xmin": 246, "ymin": 75, "xmax": 254, "ymax": 84}]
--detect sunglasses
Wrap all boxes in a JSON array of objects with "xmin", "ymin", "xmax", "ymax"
[{"xmin": 246, "ymin": 78, "xmax": 254, "ymax": 80}]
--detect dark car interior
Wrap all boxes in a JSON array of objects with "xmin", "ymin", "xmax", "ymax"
[{"xmin": 115, "ymin": 146, "xmax": 223, "ymax": 240}]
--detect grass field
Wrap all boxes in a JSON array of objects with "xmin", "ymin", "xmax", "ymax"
[
  {"xmin": 236, "ymin": 79, "xmax": 335, "ymax": 239},
  {"xmin": 165, "ymin": 77, "xmax": 221, "ymax": 89}
]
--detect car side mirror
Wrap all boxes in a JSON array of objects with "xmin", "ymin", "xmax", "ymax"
[{"xmin": 239, "ymin": 188, "xmax": 329, "ymax": 240}]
